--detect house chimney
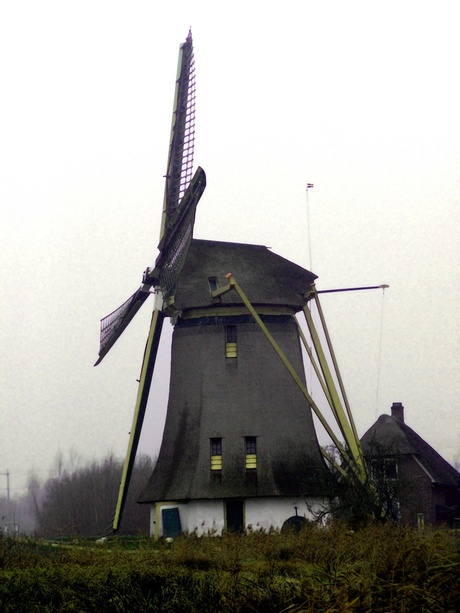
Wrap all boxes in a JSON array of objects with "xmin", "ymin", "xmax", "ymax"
[{"xmin": 391, "ymin": 402, "xmax": 404, "ymax": 422}]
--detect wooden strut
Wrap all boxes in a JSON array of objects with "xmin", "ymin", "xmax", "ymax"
[
  {"xmin": 112, "ymin": 307, "xmax": 165, "ymax": 532},
  {"xmin": 212, "ymin": 274, "xmax": 368, "ymax": 484},
  {"xmin": 302, "ymin": 288, "xmax": 364, "ymax": 470}
]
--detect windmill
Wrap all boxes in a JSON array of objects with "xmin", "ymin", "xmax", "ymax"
[{"xmin": 96, "ymin": 32, "xmax": 377, "ymax": 536}]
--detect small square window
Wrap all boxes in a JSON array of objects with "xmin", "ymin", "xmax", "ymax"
[
  {"xmin": 245, "ymin": 437, "xmax": 257, "ymax": 455},
  {"xmin": 226, "ymin": 326, "xmax": 237, "ymax": 343},
  {"xmin": 211, "ymin": 438, "xmax": 222, "ymax": 456}
]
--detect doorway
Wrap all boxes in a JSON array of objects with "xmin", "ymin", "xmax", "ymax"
[{"xmin": 225, "ymin": 499, "xmax": 244, "ymax": 532}]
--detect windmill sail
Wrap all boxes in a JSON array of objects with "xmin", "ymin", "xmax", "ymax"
[
  {"xmin": 95, "ymin": 286, "xmax": 151, "ymax": 366},
  {"xmin": 95, "ymin": 31, "xmax": 200, "ymax": 366},
  {"xmin": 155, "ymin": 166, "xmax": 206, "ymax": 304},
  {"xmin": 160, "ymin": 29, "xmax": 196, "ymax": 240},
  {"xmin": 110, "ymin": 169, "xmax": 206, "ymax": 532},
  {"xmin": 102, "ymin": 31, "xmax": 205, "ymax": 533}
]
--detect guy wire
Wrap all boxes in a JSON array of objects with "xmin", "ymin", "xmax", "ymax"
[{"xmin": 375, "ymin": 285, "xmax": 387, "ymax": 418}]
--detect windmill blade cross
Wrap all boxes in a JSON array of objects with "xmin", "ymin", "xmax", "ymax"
[{"xmin": 95, "ymin": 31, "xmax": 206, "ymax": 533}]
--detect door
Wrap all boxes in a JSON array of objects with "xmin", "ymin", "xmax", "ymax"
[
  {"xmin": 225, "ymin": 500, "xmax": 244, "ymax": 532},
  {"xmin": 162, "ymin": 507, "xmax": 182, "ymax": 537}
]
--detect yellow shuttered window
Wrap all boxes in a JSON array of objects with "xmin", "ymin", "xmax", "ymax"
[
  {"xmin": 210, "ymin": 438, "xmax": 222, "ymax": 471},
  {"xmin": 225, "ymin": 325, "xmax": 237, "ymax": 358},
  {"xmin": 245, "ymin": 437, "xmax": 257, "ymax": 470},
  {"xmin": 211, "ymin": 456, "xmax": 222, "ymax": 470}
]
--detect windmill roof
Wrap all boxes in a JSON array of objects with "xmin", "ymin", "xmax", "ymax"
[
  {"xmin": 361, "ymin": 414, "xmax": 460, "ymax": 487},
  {"xmin": 174, "ymin": 239, "xmax": 316, "ymax": 312}
]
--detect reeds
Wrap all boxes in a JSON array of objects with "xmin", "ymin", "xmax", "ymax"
[{"xmin": 1, "ymin": 524, "xmax": 458, "ymax": 612}]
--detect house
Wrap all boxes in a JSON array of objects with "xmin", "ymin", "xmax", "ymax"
[{"xmin": 361, "ymin": 402, "xmax": 460, "ymax": 526}]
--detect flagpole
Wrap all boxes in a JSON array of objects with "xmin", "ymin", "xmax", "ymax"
[{"xmin": 306, "ymin": 183, "xmax": 314, "ymax": 271}]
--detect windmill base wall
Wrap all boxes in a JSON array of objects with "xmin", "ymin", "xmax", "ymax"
[{"xmin": 149, "ymin": 497, "xmax": 328, "ymax": 538}]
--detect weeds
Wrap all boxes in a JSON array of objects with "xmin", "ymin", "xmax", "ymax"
[{"xmin": 0, "ymin": 525, "xmax": 458, "ymax": 612}]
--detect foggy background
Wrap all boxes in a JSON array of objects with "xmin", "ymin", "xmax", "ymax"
[{"xmin": 1, "ymin": 1, "xmax": 458, "ymax": 497}]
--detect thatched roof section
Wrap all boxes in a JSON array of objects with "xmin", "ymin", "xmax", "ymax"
[
  {"xmin": 361, "ymin": 414, "xmax": 460, "ymax": 487},
  {"xmin": 174, "ymin": 239, "xmax": 316, "ymax": 311}
]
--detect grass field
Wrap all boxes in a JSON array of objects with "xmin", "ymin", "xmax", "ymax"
[{"xmin": 1, "ymin": 524, "xmax": 459, "ymax": 612}]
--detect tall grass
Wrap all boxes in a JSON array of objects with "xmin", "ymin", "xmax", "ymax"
[{"xmin": 1, "ymin": 524, "xmax": 458, "ymax": 612}]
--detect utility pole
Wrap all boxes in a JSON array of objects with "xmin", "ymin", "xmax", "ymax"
[
  {"xmin": 0, "ymin": 470, "xmax": 10, "ymax": 503},
  {"xmin": 1, "ymin": 471, "xmax": 11, "ymax": 533}
]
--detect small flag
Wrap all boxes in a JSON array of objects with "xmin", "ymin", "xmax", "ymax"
[{"xmin": 307, "ymin": 183, "xmax": 314, "ymax": 189}]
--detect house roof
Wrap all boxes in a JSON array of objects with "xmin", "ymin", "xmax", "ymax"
[{"xmin": 361, "ymin": 414, "xmax": 460, "ymax": 488}]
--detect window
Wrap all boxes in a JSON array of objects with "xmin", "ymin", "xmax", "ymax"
[
  {"xmin": 210, "ymin": 438, "xmax": 222, "ymax": 471},
  {"xmin": 245, "ymin": 437, "xmax": 257, "ymax": 470},
  {"xmin": 226, "ymin": 325, "xmax": 237, "ymax": 358},
  {"xmin": 208, "ymin": 277, "xmax": 218, "ymax": 292},
  {"xmin": 384, "ymin": 459, "xmax": 398, "ymax": 480},
  {"xmin": 371, "ymin": 458, "xmax": 398, "ymax": 481}
]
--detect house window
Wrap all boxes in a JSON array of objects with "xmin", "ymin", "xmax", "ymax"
[
  {"xmin": 245, "ymin": 437, "xmax": 257, "ymax": 470},
  {"xmin": 210, "ymin": 438, "xmax": 222, "ymax": 471},
  {"xmin": 384, "ymin": 459, "xmax": 398, "ymax": 480},
  {"xmin": 208, "ymin": 277, "xmax": 218, "ymax": 292},
  {"xmin": 371, "ymin": 458, "xmax": 398, "ymax": 481},
  {"xmin": 225, "ymin": 325, "xmax": 237, "ymax": 358}
]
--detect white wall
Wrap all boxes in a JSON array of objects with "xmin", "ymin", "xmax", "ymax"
[
  {"xmin": 245, "ymin": 497, "xmax": 325, "ymax": 531},
  {"xmin": 150, "ymin": 497, "xmax": 327, "ymax": 537}
]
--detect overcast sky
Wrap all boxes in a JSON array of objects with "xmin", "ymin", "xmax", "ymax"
[{"xmin": 1, "ymin": 1, "xmax": 459, "ymax": 496}]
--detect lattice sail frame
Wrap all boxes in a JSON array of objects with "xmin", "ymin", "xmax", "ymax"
[
  {"xmin": 99, "ymin": 293, "xmax": 135, "ymax": 350},
  {"xmin": 162, "ymin": 30, "xmax": 196, "ymax": 236},
  {"xmin": 96, "ymin": 288, "xmax": 150, "ymax": 365}
]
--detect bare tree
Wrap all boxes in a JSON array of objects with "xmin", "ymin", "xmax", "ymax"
[{"xmin": 34, "ymin": 454, "xmax": 155, "ymax": 537}]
